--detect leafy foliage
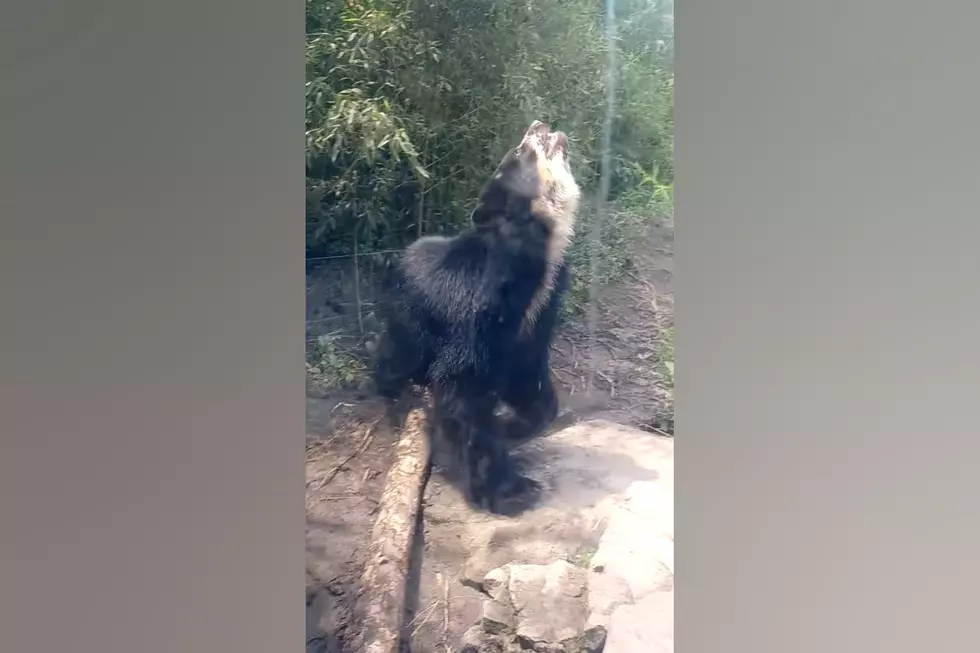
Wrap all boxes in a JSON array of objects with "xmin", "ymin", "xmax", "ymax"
[
  {"xmin": 305, "ymin": 0, "xmax": 674, "ymax": 258},
  {"xmin": 306, "ymin": 333, "xmax": 368, "ymax": 392}
]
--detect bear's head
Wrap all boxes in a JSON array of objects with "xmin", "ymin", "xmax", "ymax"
[{"xmin": 472, "ymin": 120, "xmax": 581, "ymax": 244}]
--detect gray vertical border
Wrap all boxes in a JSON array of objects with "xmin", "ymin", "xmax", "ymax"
[
  {"xmin": 679, "ymin": 0, "xmax": 980, "ymax": 651},
  {"xmin": 0, "ymin": 0, "xmax": 305, "ymax": 651}
]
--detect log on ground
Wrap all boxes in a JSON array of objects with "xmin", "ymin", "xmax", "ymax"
[{"xmin": 353, "ymin": 407, "xmax": 431, "ymax": 653}]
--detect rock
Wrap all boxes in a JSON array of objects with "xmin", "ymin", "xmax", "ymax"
[
  {"xmin": 481, "ymin": 597, "xmax": 515, "ymax": 635},
  {"xmin": 590, "ymin": 481, "xmax": 673, "ymax": 602},
  {"xmin": 464, "ymin": 541, "xmax": 560, "ymax": 589},
  {"xmin": 461, "ymin": 560, "xmax": 612, "ymax": 653},
  {"xmin": 482, "ymin": 566, "xmax": 511, "ymax": 602},
  {"xmin": 586, "ymin": 570, "xmax": 634, "ymax": 628},
  {"xmin": 652, "ymin": 538, "xmax": 674, "ymax": 575},
  {"xmin": 459, "ymin": 625, "xmax": 512, "ymax": 653},
  {"xmin": 507, "ymin": 563, "xmax": 547, "ymax": 612},
  {"xmin": 511, "ymin": 561, "xmax": 589, "ymax": 647},
  {"xmin": 462, "ymin": 514, "xmax": 596, "ymax": 588},
  {"xmin": 459, "ymin": 625, "xmax": 487, "ymax": 653},
  {"xmin": 604, "ymin": 589, "xmax": 673, "ymax": 653},
  {"xmin": 561, "ymin": 625, "xmax": 608, "ymax": 653},
  {"xmin": 479, "ymin": 566, "xmax": 516, "ymax": 637},
  {"xmin": 623, "ymin": 481, "xmax": 673, "ymax": 540}
]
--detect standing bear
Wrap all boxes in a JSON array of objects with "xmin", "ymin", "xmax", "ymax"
[{"xmin": 373, "ymin": 120, "xmax": 581, "ymax": 514}]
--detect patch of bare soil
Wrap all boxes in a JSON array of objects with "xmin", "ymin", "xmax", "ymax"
[
  {"xmin": 553, "ymin": 218, "xmax": 675, "ymax": 434},
  {"xmin": 306, "ymin": 392, "xmax": 394, "ymax": 653}
]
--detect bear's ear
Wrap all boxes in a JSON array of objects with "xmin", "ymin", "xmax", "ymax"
[{"xmin": 471, "ymin": 147, "xmax": 541, "ymax": 225}]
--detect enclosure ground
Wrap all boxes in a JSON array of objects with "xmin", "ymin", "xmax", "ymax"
[
  {"xmin": 306, "ymin": 218, "xmax": 673, "ymax": 653},
  {"xmin": 306, "ymin": 393, "xmax": 397, "ymax": 653},
  {"xmin": 554, "ymin": 217, "xmax": 674, "ymax": 433}
]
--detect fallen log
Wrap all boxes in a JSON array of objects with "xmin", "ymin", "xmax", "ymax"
[{"xmin": 353, "ymin": 407, "xmax": 431, "ymax": 653}]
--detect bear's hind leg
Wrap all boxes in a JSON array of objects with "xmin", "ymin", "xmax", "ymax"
[{"xmin": 432, "ymin": 378, "xmax": 540, "ymax": 515}]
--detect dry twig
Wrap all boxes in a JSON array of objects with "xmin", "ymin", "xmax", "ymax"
[
  {"xmin": 442, "ymin": 573, "xmax": 451, "ymax": 649},
  {"xmin": 308, "ymin": 420, "xmax": 379, "ymax": 492},
  {"xmin": 410, "ymin": 600, "xmax": 442, "ymax": 637},
  {"xmin": 641, "ymin": 423, "xmax": 673, "ymax": 438},
  {"xmin": 596, "ymin": 370, "xmax": 616, "ymax": 397},
  {"xmin": 306, "ymin": 432, "xmax": 340, "ymax": 457}
]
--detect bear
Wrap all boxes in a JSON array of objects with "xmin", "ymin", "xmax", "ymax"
[{"xmin": 372, "ymin": 120, "xmax": 581, "ymax": 514}]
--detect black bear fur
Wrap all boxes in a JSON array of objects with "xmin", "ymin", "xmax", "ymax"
[{"xmin": 372, "ymin": 121, "xmax": 580, "ymax": 514}]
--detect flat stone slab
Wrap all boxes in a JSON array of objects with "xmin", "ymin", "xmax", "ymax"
[
  {"xmin": 605, "ymin": 589, "xmax": 674, "ymax": 653},
  {"xmin": 586, "ymin": 569, "xmax": 634, "ymax": 628},
  {"xmin": 590, "ymin": 480, "xmax": 674, "ymax": 602}
]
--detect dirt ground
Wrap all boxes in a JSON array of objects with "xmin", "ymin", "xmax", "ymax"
[
  {"xmin": 305, "ymin": 218, "xmax": 674, "ymax": 653},
  {"xmin": 305, "ymin": 394, "xmax": 395, "ymax": 653},
  {"xmin": 553, "ymin": 217, "xmax": 674, "ymax": 433}
]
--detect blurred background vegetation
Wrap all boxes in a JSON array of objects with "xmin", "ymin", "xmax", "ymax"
[{"xmin": 306, "ymin": 0, "xmax": 673, "ymax": 257}]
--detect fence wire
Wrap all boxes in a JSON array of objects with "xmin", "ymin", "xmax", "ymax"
[{"xmin": 306, "ymin": 249, "xmax": 400, "ymax": 347}]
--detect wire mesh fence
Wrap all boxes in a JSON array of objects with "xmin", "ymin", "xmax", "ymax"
[{"xmin": 305, "ymin": 248, "xmax": 401, "ymax": 350}]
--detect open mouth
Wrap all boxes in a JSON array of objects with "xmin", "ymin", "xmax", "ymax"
[
  {"xmin": 521, "ymin": 120, "xmax": 568, "ymax": 159},
  {"xmin": 524, "ymin": 120, "xmax": 550, "ymax": 140},
  {"xmin": 546, "ymin": 131, "xmax": 568, "ymax": 158}
]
